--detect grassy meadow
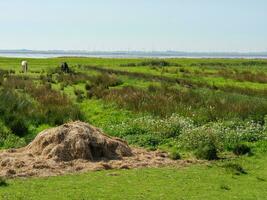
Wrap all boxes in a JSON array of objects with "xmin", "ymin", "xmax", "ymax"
[{"xmin": 0, "ymin": 57, "xmax": 266, "ymax": 199}]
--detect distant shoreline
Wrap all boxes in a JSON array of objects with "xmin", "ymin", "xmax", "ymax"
[{"xmin": 0, "ymin": 51, "xmax": 267, "ymax": 59}]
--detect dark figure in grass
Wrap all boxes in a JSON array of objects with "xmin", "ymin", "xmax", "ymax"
[{"xmin": 61, "ymin": 62, "xmax": 70, "ymax": 73}]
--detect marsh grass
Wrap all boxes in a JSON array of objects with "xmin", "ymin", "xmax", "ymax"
[
  {"xmin": 120, "ymin": 59, "xmax": 181, "ymax": 67},
  {"xmin": 88, "ymin": 83, "xmax": 267, "ymax": 122},
  {"xmin": 0, "ymin": 75, "xmax": 83, "ymax": 138},
  {"xmin": 218, "ymin": 69, "xmax": 267, "ymax": 83},
  {"xmin": 82, "ymin": 65, "xmax": 267, "ymax": 98}
]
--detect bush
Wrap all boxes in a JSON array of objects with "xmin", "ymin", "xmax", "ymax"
[
  {"xmin": 122, "ymin": 126, "xmax": 148, "ymax": 137},
  {"xmin": 194, "ymin": 143, "xmax": 218, "ymax": 160},
  {"xmin": 89, "ymin": 73, "xmax": 123, "ymax": 89},
  {"xmin": 2, "ymin": 134, "xmax": 26, "ymax": 149},
  {"xmin": 233, "ymin": 144, "xmax": 251, "ymax": 156},
  {"xmin": 179, "ymin": 127, "xmax": 223, "ymax": 151},
  {"xmin": 0, "ymin": 120, "xmax": 12, "ymax": 147},
  {"xmin": 106, "ymin": 113, "xmax": 267, "ymax": 154},
  {"xmin": 9, "ymin": 119, "xmax": 28, "ymax": 137},
  {"xmin": 0, "ymin": 120, "xmax": 26, "ymax": 149},
  {"xmin": 26, "ymin": 124, "xmax": 51, "ymax": 143},
  {"xmin": 169, "ymin": 149, "xmax": 181, "ymax": 160},
  {"xmin": 74, "ymin": 89, "xmax": 85, "ymax": 102},
  {"xmin": 25, "ymin": 84, "xmax": 83, "ymax": 125},
  {"xmin": 0, "ymin": 77, "xmax": 84, "ymax": 138},
  {"xmin": 0, "ymin": 89, "xmax": 38, "ymax": 136},
  {"xmin": 140, "ymin": 60, "xmax": 171, "ymax": 67},
  {"xmin": 125, "ymin": 134, "xmax": 162, "ymax": 150},
  {"xmin": 85, "ymin": 83, "xmax": 93, "ymax": 91}
]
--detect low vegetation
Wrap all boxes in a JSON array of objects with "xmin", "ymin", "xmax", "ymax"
[{"xmin": 0, "ymin": 57, "xmax": 266, "ymax": 199}]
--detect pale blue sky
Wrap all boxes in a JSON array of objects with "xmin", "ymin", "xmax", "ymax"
[{"xmin": 0, "ymin": 0, "xmax": 266, "ymax": 51}]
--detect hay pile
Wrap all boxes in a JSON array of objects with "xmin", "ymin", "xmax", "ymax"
[
  {"xmin": 26, "ymin": 121, "xmax": 132, "ymax": 161},
  {"xmin": 0, "ymin": 121, "xmax": 190, "ymax": 178}
]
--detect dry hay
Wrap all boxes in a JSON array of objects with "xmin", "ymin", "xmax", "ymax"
[{"xmin": 0, "ymin": 121, "xmax": 196, "ymax": 178}]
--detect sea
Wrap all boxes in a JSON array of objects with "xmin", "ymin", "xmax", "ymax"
[{"xmin": 0, "ymin": 51, "xmax": 267, "ymax": 59}]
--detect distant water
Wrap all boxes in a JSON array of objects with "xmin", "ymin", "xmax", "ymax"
[{"xmin": 0, "ymin": 52, "xmax": 267, "ymax": 59}]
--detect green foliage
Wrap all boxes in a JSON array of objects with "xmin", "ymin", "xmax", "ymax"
[
  {"xmin": 88, "ymin": 73, "xmax": 123, "ymax": 89},
  {"xmin": 179, "ymin": 128, "xmax": 218, "ymax": 149},
  {"xmin": 26, "ymin": 124, "xmax": 52, "ymax": 143},
  {"xmin": 0, "ymin": 89, "xmax": 38, "ymax": 136},
  {"xmin": 0, "ymin": 74, "xmax": 83, "ymax": 145},
  {"xmin": 2, "ymin": 134, "xmax": 26, "ymax": 149},
  {"xmin": 89, "ymin": 83, "xmax": 267, "ymax": 121},
  {"xmin": 233, "ymin": 144, "xmax": 251, "ymax": 156},
  {"xmin": 0, "ymin": 57, "xmax": 267, "ymax": 157},
  {"xmin": 169, "ymin": 149, "xmax": 181, "ymax": 160},
  {"xmin": 120, "ymin": 59, "xmax": 176, "ymax": 67},
  {"xmin": 194, "ymin": 143, "xmax": 218, "ymax": 160},
  {"xmin": 106, "ymin": 115, "xmax": 190, "ymax": 149},
  {"xmin": 74, "ymin": 89, "xmax": 85, "ymax": 102},
  {"xmin": 105, "ymin": 113, "xmax": 267, "ymax": 153},
  {"xmin": 129, "ymin": 134, "xmax": 161, "ymax": 149},
  {"xmin": 0, "ymin": 120, "xmax": 12, "ymax": 147},
  {"xmin": 0, "ymin": 120, "xmax": 26, "ymax": 149}
]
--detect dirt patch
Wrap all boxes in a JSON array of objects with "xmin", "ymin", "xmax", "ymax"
[{"xmin": 0, "ymin": 121, "xmax": 196, "ymax": 178}]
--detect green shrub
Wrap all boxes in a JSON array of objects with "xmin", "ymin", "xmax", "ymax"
[
  {"xmin": 169, "ymin": 149, "xmax": 181, "ymax": 160},
  {"xmin": 0, "ymin": 89, "xmax": 38, "ymax": 136},
  {"xmin": 74, "ymin": 89, "xmax": 85, "ymax": 102},
  {"xmin": 194, "ymin": 143, "xmax": 218, "ymax": 160},
  {"xmin": 26, "ymin": 124, "xmax": 51, "ymax": 143},
  {"xmin": 2, "ymin": 134, "xmax": 26, "ymax": 149},
  {"xmin": 106, "ymin": 114, "xmax": 266, "ymax": 153},
  {"xmin": 125, "ymin": 134, "xmax": 162, "ymax": 149},
  {"xmin": 179, "ymin": 127, "xmax": 223, "ymax": 151},
  {"xmin": 122, "ymin": 126, "xmax": 148, "ymax": 136},
  {"xmin": 25, "ymin": 84, "xmax": 83, "ymax": 125},
  {"xmin": 85, "ymin": 83, "xmax": 93, "ymax": 91},
  {"xmin": 140, "ymin": 60, "xmax": 171, "ymax": 67},
  {"xmin": 9, "ymin": 119, "xmax": 28, "ymax": 137},
  {"xmin": 0, "ymin": 120, "xmax": 26, "ymax": 149},
  {"xmin": 165, "ymin": 124, "xmax": 182, "ymax": 138},
  {"xmin": 89, "ymin": 73, "xmax": 123, "ymax": 89},
  {"xmin": 233, "ymin": 144, "xmax": 251, "ymax": 156},
  {"xmin": 0, "ymin": 120, "xmax": 12, "ymax": 147},
  {"xmin": 0, "ymin": 78, "xmax": 84, "ymax": 138}
]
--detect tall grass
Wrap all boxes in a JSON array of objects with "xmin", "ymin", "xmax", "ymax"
[
  {"xmin": 217, "ymin": 69, "xmax": 267, "ymax": 83},
  {"xmin": 82, "ymin": 65, "xmax": 267, "ymax": 98},
  {"xmin": 87, "ymin": 81, "xmax": 267, "ymax": 122},
  {"xmin": 0, "ymin": 75, "xmax": 83, "ymax": 137},
  {"xmin": 120, "ymin": 59, "xmax": 180, "ymax": 67}
]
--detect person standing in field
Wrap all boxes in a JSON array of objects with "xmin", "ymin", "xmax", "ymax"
[{"xmin": 61, "ymin": 62, "xmax": 70, "ymax": 73}]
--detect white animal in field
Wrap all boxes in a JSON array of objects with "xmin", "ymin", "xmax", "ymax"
[{"xmin": 21, "ymin": 61, "xmax": 28, "ymax": 73}]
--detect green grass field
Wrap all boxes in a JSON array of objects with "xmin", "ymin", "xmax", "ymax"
[
  {"xmin": 1, "ymin": 148, "xmax": 267, "ymax": 200},
  {"xmin": 0, "ymin": 57, "xmax": 266, "ymax": 199}
]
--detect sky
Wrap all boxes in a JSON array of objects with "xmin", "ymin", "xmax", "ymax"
[{"xmin": 0, "ymin": 0, "xmax": 267, "ymax": 52}]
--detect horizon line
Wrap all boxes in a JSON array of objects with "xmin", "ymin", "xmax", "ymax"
[{"xmin": 0, "ymin": 49, "xmax": 267, "ymax": 54}]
